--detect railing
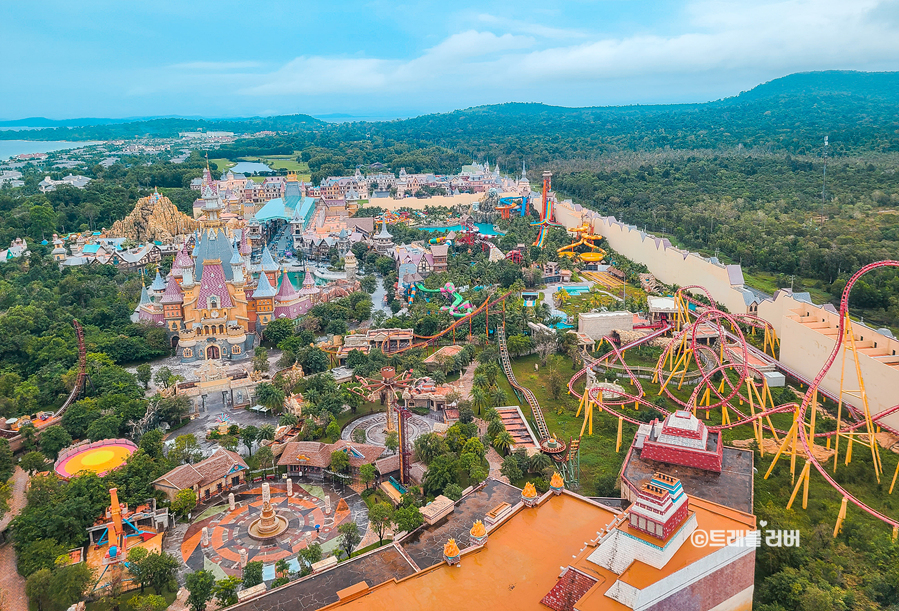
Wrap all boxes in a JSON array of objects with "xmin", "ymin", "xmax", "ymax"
[{"xmin": 498, "ymin": 326, "xmax": 549, "ymax": 440}]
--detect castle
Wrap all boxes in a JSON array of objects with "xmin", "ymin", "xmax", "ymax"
[{"xmin": 135, "ymin": 172, "xmax": 359, "ymax": 362}]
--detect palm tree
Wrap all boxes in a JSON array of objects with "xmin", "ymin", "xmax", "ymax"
[
  {"xmin": 275, "ymin": 558, "xmax": 291, "ymax": 579},
  {"xmin": 472, "ymin": 373, "xmax": 490, "ymax": 390},
  {"xmin": 471, "ymin": 387, "xmax": 489, "ymax": 415},
  {"xmin": 492, "ymin": 430, "xmax": 514, "ymax": 455},
  {"xmin": 490, "ymin": 387, "xmax": 508, "ymax": 408},
  {"xmin": 527, "ymin": 452, "xmax": 552, "ymax": 474},
  {"xmin": 258, "ymin": 424, "xmax": 276, "ymax": 442},
  {"xmin": 487, "ymin": 419, "xmax": 505, "ymax": 440},
  {"xmin": 256, "ymin": 382, "xmax": 286, "ymax": 414},
  {"xmin": 483, "ymin": 407, "xmax": 499, "ymax": 422},
  {"xmin": 279, "ymin": 412, "xmax": 299, "ymax": 428}
]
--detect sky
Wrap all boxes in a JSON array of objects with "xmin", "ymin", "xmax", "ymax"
[{"xmin": 3, "ymin": 0, "xmax": 899, "ymax": 120}]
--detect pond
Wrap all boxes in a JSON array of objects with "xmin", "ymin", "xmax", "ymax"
[{"xmin": 230, "ymin": 161, "xmax": 272, "ymax": 174}]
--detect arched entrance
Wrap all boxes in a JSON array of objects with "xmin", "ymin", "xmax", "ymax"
[
  {"xmin": 171, "ymin": 336, "xmax": 180, "ymax": 349},
  {"xmin": 206, "ymin": 345, "xmax": 220, "ymax": 360}
]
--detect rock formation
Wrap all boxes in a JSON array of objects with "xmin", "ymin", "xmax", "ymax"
[{"xmin": 109, "ymin": 190, "xmax": 198, "ymax": 242}]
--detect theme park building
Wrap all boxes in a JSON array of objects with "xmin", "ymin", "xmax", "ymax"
[
  {"xmin": 621, "ymin": 410, "xmax": 755, "ymax": 514},
  {"xmin": 135, "ymin": 171, "xmax": 359, "ymax": 362},
  {"xmin": 229, "ymin": 477, "xmax": 756, "ymax": 611}
]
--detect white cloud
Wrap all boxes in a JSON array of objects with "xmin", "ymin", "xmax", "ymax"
[{"xmin": 164, "ymin": 0, "xmax": 899, "ymax": 105}]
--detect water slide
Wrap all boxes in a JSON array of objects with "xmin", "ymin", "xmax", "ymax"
[
  {"xmin": 557, "ymin": 222, "xmax": 607, "ymax": 262},
  {"xmin": 415, "ymin": 282, "xmax": 475, "ymax": 317}
]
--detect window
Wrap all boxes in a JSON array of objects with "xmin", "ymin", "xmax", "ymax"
[
  {"xmin": 183, "ymin": 348, "xmax": 192, "ymax": 357},
  {"xmin": 233, "ymin": 346, "xmax": 241, "ymax": 355}
]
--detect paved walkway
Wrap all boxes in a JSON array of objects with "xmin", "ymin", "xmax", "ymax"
[
  {"xmin": 0, "ymin": 467, "xmax": 31, "ymax": 611},
  {"xmin": 457, "ymin": 361, "xmax": 478, "ymax": 400},
  {"xmin": 486, "ymin": 447, "xmax": 509, "ymax": 484}
]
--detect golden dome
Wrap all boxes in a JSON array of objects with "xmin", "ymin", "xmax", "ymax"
[
  {"xmin": 522, "ymin": 482, "xmax": 538, "ymax": 498},
  {"xmin": 470, "ymin": 520, "xmax": 486, "ymax": 538},
  {"xmin": 550, "ymin": 472, "xmax": 564, "ymax": 489},
  {"xmin": 444, "ymin": 538, "xmax": 460, "ymax": 557}
]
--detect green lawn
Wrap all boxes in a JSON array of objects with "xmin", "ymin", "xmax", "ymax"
[
  {"xmin": 238, "ymin": 154, "xmax": 311, "ymax": 180},
  {"xmin": 208, "ymin": 157, "xmax": 235, "ymax": 172},
  {"xmin": 85, "ymin": 585, "xmax": 177, "ymax": 611}
]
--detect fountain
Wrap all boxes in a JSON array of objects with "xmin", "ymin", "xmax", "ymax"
[{"xmin": 247, "ymin": 483, "xmax": 288, "ymax": 541}]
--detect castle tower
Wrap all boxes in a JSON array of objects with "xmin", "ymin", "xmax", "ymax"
[
  {"xmin": 259, "ymin": 248, "xmax": 280, "ymax": 286},
  {"xmin": 230, "ymin": 249, "xmax": 245, "ymax": 286},
  {"xmin": 274, "ymin": 274, "xmax": 304, "ymax": 319},
  {"xmin": 160, "ymin": 274, "xmax": 184, "ymax": 332},
  {"xmin": 252, "ymin": 271, "xmax": 277, "ymax": 327},
  {"xmin": 149, "ymin": 270, "xmax": 167, "ymax": 301},
  {"xmin": 344, "ymin": 252, "xmax": 357, "ymax": 280}
]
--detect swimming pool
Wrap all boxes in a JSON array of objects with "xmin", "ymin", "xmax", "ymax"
[
  {"xmin": 420, "ymin": 223, "xmax": 502, "ymax": 236},
  {"xmin": 559, "ymin": 285, "xmax": 590, "ymax": 295}
]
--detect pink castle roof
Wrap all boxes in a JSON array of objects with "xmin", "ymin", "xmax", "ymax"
[
  {"xmin": 275, "ymin": 274, "xmax": 299, "ymax": 302},
  {"xmin": 173, "ymin": 245, "xmax": 193, "ymax": 270},
  {"xmin": 196, "ymin": 261, "xmax": 233, "ymax": 308},
  {"xmin": 160, "ymin": 274, "xmax": 184, "ymax": 304}
]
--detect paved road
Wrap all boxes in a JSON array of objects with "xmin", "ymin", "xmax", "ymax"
[{"xmin": 0, "ymin": 467, "xmax": 31, "ymax": 611}]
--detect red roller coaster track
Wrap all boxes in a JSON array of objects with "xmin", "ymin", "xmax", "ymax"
[{"xmin": 565, "ymin": 265, "xmax": 899, "ymax": 531}]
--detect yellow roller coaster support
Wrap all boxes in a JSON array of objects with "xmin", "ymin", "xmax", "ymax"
[{"xmin": 834, "ymin": 497, "xmax": 849, "ymax": 538}]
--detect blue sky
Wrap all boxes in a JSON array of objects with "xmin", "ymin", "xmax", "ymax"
[{"xmin": 3, "ymin": 0, "xmax": 899, "ymax": 120}]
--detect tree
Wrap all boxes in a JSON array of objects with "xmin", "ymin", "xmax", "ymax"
[
  {"xmin": 330, "ymin": 449, "xmax": 349, "ymax": 474},
  {"xmin": 527, "ymin": 452, "xmax": 552, "ymax": 474},
  {"xmin": 255, "ymin": 382, "xmax": 285, "ymax": 414},
  {"xmin": 338, "ymin": 521, "xmax": 361, "ymax": 558},
  {"xmin": 490, "ymin": 387, "xmax": 508, "ymax": 408},
  {"xmin": 263, "ymin": 318, "xmax": 295, "ymax": 346},
  {"xmin": 0, "ymin": 438, "xmax": 13, "ymax": 481},
  {"xmin": 459, "ymin": 406, "xmax": 474, "ymax": 424},
  {"xmin": 25, "ymin": 568, "xmax": 53, "ymax": 611},
  {"xmin": 500, "ymin": 454, "xmax": 523, "ymax": 481},
  {"xmin": 325, "ymin": 419, "xmax": 341, "ymax": 442},
  {"xmin": 279, "ymin": 412, "xmax": 299, "ymax": 428},
  {"xmin": 493, "ymin": 430, "xmax": 515, "ymax": 455},
  {"xmin": 275, "ymin": 558, "xmax": 291, "ymax": 579},
  {"xmin": 169, "ymin": 434, "xmax": 201, "ymax": 464},
  {"xmin": 241, "ymin": 425, "xmax": 260, "ymax": 456},
  {"xmin": 545, "ymin": 355, "xmax": 567, "ymax": 400},
  {"xmin": 156, "ymin": 395, "xmax": 191, "ymax": 424},
  {"xmin": 253, "ymin": 346, "xmax": 270, "ymax": 373},
  {"xmin": 86, "ymin": 413, "xmax": 123, "ymax": 441},
  {"xmin": 359, "ymin": 463, "xmax": 376, "ymax": 489},
  {"xmin": 352, "ymin": 427, "xmax": 367, "ymax": 444},
  {"xmin": 128, "ymin": 594, "xmax": 169, "ymax": 611},
  {"xmin": 258, "ymin": 423, "xmax": 276, "ymax": 442},
  {"xmin": 385, "ymin": 430, "xmax": 399, "ymax": 455},
  {"xmin": 368, "ymin": 502, "xmax": 394, "ymax": 546},
  {"xmin": 171, "ymin": 488, "xmax": 197, "ymax": 519},
  {"xmin": 39, "ymin": 425, "xmax": 71, "ymax": 461},
  {"xmin": 471, "ymin": 387, "xmax": 489, "ymax": 415},
  {"xmin": 213, "ymin": 575, "xmax": 242, "ymax": 606},
  {"xmin": 127, "ymin": 548, "xmax": 179, "ymax": 595},
  {"xmin": 256, "ymin": 445, "xmax": 275, "ymax": 478},
  {"xmin": 297, "ymin": 543, "xmax": 323, "ymax": 576},
  {"xmin": 47, "ymin": 563, "xmax": 92, "ymax": 610},
  {"xmin": 443, "ymin": 482, "xmax": 463, "ymax": 501},
  {"xmin": 127, "ymin": 547, "xmax": 152, "ymax": 594},
  {"xmin": 153, "ymin": 366, "xmax": 176, "ymax": 389},
  {"xmin": 393, "ymin": 504, "xmax": 423, "ymax": 534},
  {"xmin": 136, "ymin": 363, "xmax": 152, "ymax": 389},
  {"xmin": 19, "ymin": 451, "xmax": 47, "ymax": 475},
  {"xmin": 218, "ymin": 434, "xmax": 238, "ymax": 452},
  {"xmin": 185, "ymin": 570, "xmax": 216, "ymax": 611},
  {"xmin": 242, "ymin": 561, "xmax": 263, "ymax": 588},
  {"xmin": 487, "ymin": 419, "xmax": 505, "ymax": 440},
  {"xmin": 138, "ymin": 428, "xmax": 164, "ymax": 459}
]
